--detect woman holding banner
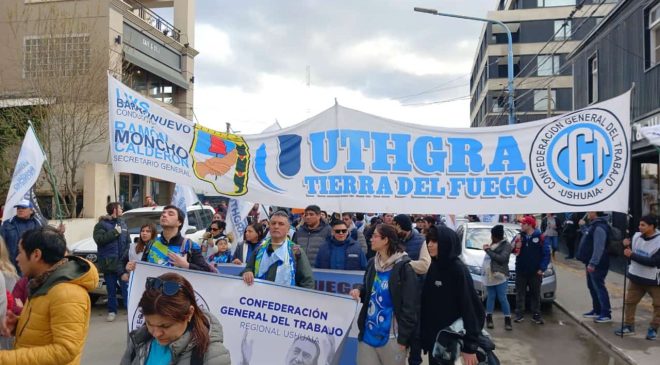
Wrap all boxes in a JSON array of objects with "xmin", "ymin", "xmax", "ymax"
[
  {"xmin": 350, "ymin": 224, "xmax": 418, "ymax": 365},
  {"xmin": 120, "ymin": 272, "xmax": 231, "ymax": 365}
]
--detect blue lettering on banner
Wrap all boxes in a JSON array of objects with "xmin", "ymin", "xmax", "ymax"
[{"xmin": 300, "ymin": 129, "xmax": 530, "ymax": 199}]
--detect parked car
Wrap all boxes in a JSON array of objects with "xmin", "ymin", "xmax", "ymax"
[
  {"xmin": 455, "ymin": 222, "xmax": 557, "ymax": 306},
  {"xmin": 70, "ymin": 204, "xmax": 215, "ymax": 302}
]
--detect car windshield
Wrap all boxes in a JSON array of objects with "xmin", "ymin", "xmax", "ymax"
[
  {"xmin": 465, "ymin": 228, "xmax": 491, "ymax": 250},
  {"xmin": 123, "ymin": 212, "xmax": 163, "ymax": 235}
]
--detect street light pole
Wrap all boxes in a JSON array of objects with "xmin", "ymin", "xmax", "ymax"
[{"xmin": 414, "ymin": 7, "xmax": 516, "ymax": 125}]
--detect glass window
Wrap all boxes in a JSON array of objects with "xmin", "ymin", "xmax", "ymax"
[
  {"xmin": 187, "ymin": 211, "xmax": 199, "ymax": 230},
  {"xmin": 588, "ymin": 54, "xmax": 598, "ymax": 103},
  {"xmin": 641, "ymin": 163, "xmax": 659, "ymax": 216},
  {"xmin": 533, "ymin": 89, "xmax": 556, "ymax": 111},
  {"xmin": 649, "ymin": 3, "xmax": 660, "ymax": 67},
  {"xmin": 23, "ymin": 34, "xmax": 90, "ymax": 78},
  {"xmin": 537, "ymin": 55, "xmax": 561, "ymax": 76},
  {"xmin": 538, "ymin": 0, "xmax": 574, "ymax": 7},
  {"xmin": 554, "ymin": 20, "xmax": 571, "ymax": 40}
]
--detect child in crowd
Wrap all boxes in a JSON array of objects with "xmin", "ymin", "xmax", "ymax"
[{"xmin": 207, "ymin": 237, "xmax": 232, "ymax": 268}]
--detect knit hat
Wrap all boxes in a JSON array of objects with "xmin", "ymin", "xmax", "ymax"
[
  {"xmin": 393, "ymin": 214, "xmax": 413, "ymax": 232},
  {"xmin": 491, "ymin": 224, "xmax": 504, "ymax": 239}
]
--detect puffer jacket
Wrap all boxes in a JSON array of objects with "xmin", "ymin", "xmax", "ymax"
[
  {"xmin": 120, "ymin": 311, "xmax": 231, "ymax": 365},
  {"xmin": 0, "ymin": 215, "xmax": 44, "ymax": 268},
  {"xmin": 293, "ymin": 221, "xmax": 331, "ymax": 266},
  {"xmin": 93, "ymin": 215, "xmax": 129, "ymax": 269},
  {"xmin": 484, "ymin": 239, "xmax": 512, "ymax": 277},
  {"xmin": 0, "ymin": 256, "xmax": 99, "ymax": 365}
]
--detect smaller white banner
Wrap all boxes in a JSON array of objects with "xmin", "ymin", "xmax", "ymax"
[
  {"xmin": 128, "ymin": 263, "xmax": 358, "ymax": 365},
  {"xmin": 225, "ymin": 199, "xmax": 253, "ymax": 247},
  {"xmin": 3, "ymin": 126, "xmax": 46, "ymax": 222}
]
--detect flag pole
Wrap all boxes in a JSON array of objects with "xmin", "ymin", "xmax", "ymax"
[{"xmin": 27, "ymin": 120, "xmax": 64, "ymax": 223}]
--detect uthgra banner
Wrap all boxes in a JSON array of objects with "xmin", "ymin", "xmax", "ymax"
[
  {"xmin": 128, "ymin": 263, "xmax": 358, "ymax": 365},
  {"xmin": 109, "ymin": 75, "xmax": 631, "ymax": 214}
]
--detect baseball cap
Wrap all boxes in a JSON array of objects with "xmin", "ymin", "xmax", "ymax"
[
  {"xmin": 519, "ymin": 215, "xmax": 536, "ymax": 227},
  {"xmin": 14, "ymin": 199, "xmax": 33, "ymax": 209}
]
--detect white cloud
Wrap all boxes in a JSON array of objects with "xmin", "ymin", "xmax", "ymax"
[
  {"xmin": 194, "ymin": 23, "xmax": 233, "ymax": 64},
  {"xmin": 339, "ymin": 37, "xmax": 470, "ymax": 76}
]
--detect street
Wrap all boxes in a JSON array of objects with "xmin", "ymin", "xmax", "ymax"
[{"xmin": 82, "ymin": 299, "xmax": 627, "ymax": 365}]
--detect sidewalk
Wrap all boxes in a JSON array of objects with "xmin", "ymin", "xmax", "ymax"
[{"xmin": 553, "ymin": 256, "xmax": 659, "ymax": 365}]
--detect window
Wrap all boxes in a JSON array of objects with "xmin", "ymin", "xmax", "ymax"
[
  {"xmin": 588, "ymin": 54, "xmax": 598, "ymax": 103},
  {"xmin": 533, "ymin": 89, "xmax": 556, "ymax": 111},
  {"xmin": 492, "ymin": 96, "xmax": 505, "ymax": 112},
  {"xmin": 537, "ymin": 55, "xmax": 561, "ymax": 76},
  {"xmin": 123, "ymin": 64, "xmax": 176, "ymax": 105},
  {"xmin": 649, "ymin": 3, "xmax": 660, "ymax": 68},
  {"xmin": 554, "ymin": 20, "xmax": 572, "ymax": 40},
  {"xmin": 538, "ymin": 0, "xmax": 574, "ymax": 7},
  {"xmin": 23, "ymin": 34, "xmax": 90, "ymax": 79}
]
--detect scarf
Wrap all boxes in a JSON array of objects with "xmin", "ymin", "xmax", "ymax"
[
  {"xmin": 253, "ymin": 237, "xmax": 297, "ymax": 286},
  {"xmin": 374, "ymin": 251, "xmax": 407, "ymax": 272}
]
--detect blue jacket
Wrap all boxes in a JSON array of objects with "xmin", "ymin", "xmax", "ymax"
[
  {"xmin": 315, "ymin": 236, "xmax": 367, "ymax": 270},
  {"xmin": 577, "ymin": 217, "xmax": 610, "ymax": 270},
  {"xmin": 402, "ymin": 230, "xmax": 425, "ymax": 261},
  {"xmin": 0, "ymin": 215, "xmax": 44, "ymax": 267},
  {"xmin": 514, "ymin": 229, "xmax": 550, "ymax": 274},
  {"xmin": 93, "ymin": 215, "xmax": 129, "ymax": 260}
]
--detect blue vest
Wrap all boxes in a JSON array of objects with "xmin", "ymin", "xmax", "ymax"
[{"xmin": 577, "ymin": 219, "xmax": 610, "ymax": 270}]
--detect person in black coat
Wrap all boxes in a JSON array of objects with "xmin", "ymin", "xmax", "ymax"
[{"xmin": 420, "ymin": 225, "xmax": 485, "ymax": 365}]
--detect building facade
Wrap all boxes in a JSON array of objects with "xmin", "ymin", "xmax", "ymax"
[
  {"xmin": 0, "ymin": 0, "xmax": 198, "ymax": 218},
  {"xmin": 569, "ymin": 0, "xmax": 660, "ymax": 223},
  {"xmin": 470, "ymin": 0, "xmax": 617, "ymax": 127}
]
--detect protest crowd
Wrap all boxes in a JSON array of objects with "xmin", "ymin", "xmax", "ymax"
[{"xmin": 0, "ymin": 195, "xmax": 658, "ymax": 365}]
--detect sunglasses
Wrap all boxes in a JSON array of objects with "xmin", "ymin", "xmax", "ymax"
[
  {"xmin": 145, "ymin": 277, "xmax": 183, "ymax": 296},
  {"xmin": 211, "ymin": 228, "xmax": 221, "ymax": 231},
  {"xmin": 334, "ymin": 229, "xmax": 348, "ymax": 234}
]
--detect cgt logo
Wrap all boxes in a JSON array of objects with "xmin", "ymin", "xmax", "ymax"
[{"xmin": 530, "ymin": 108, "xmax": 628, "ymax": 206}]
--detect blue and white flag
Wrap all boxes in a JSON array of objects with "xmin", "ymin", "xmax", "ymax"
[
  {"xmin": 225, "ymin": 198, "xmax": 253, "ymax": 248},
  {"xmin": 171, "ymin": 184, "xmax": 200, "ymax": 232},
  {"xmin": 3, "ymin": 126, "xmax": 46, "ymax": 222}
]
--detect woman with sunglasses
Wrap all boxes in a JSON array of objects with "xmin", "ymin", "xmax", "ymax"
[
  {"xmin": 201, "ymin": 221, "xmax": 227, "ymax": 258},
  {"xmin": 233, "ymin": 223, "xmax": 265, "ymax": 265},
  {"xmin": 315, "ymin": 220, "xmax": 367, "ymax": 270},
  {"xmin": 121, "ymin": 273, "xmax": 231, "ymax": 365},
  {"xmin": 349, "ymin": 224, "xmax": 418, "ymax": 365}
]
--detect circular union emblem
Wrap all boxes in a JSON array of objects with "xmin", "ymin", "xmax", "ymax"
[
  {"xmin": 130, "ymin": 289, "xmax": 210, "ymax": 330},
  {"xmin": 529, "ymin": 108, "xmax": 628, "ymax": 206}
]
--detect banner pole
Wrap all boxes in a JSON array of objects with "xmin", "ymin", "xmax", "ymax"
[{"xmin": 27, "ymin": 120, "xmax": 64, "ymax": 222}]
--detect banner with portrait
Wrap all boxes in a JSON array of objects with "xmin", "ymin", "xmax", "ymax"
[{"xmin": 127, "ymin": 263, "xmax": 358, "ymax": 365}]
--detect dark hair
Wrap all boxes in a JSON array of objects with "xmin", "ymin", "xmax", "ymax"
[
  {"xmin": 210, "ymin": 220, "xmax": 226, "ymax": 231},
  {"xmin": 426, "ymin": 225, "xmax": 440, "ymax": 243},
  {"xmin": 137, "ymin": 223, "xmax": 157, "ymax": 253},
  {"xmin": 342, "ymin": 212, "xmax": 353, "ymax": 219},
  {"xmin": 374, "ymin": 224, "xmax": 402, "ymax": 256},
  {"xmin": 106, "ymin": 202, "xmax": 121, "ymax": 215},
  {"xmin": 304, "ymin": 205, "xmax": 321, "ymax": 214},
  {"xmin": 163, "ymin": 205, "xmax": 185, "ymax": 231},
  {"xmin": 330, "ymin": 219, "xmax": 347, "ymax": 228},
  {"xmin": 355, "ymin": 213, "xmax": 364, "ymax": 221},
  {"xmin": 20, "ymin": 226, "xmax": 66, "ymax": 264},
  {"xmin": 640, "ymin": 215, "xmax": 657, "ymax": 228},
  {"xmin": 595, "ymin": 211, "xmax": 605, "ymax": 217},
  {"xmin": 244, "ymin": 223, "xmax": 265, "ymax": 243},
  {"xmin": 424, "ymin": 216, "xmax": 436, "ymax": 225},
  {"xmin": 139, "ymin": 272, "xmax": 210, "ymax": 356}
]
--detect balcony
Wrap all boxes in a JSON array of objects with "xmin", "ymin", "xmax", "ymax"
[{"xmin": 123, "ymin": 0, "xmax": 181, "ymax": 42}]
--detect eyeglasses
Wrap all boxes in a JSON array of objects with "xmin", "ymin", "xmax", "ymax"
[
  {"xmin": 333, "ymin": 229, "xmax": 348, "ymax": 234},
  {"xmin": 145, "ymin": 277, "xmax": 183, "ymax": 296}
]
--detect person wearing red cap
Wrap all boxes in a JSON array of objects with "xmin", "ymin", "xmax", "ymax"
[{"xmin": 512, "ymin": 215, "xmax": 550, "ymax": 325}]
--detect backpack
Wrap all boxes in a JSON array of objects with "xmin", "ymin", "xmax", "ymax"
[{"xmin": 608, "ymin": 225, "xmax": 624, "ymax": 256}]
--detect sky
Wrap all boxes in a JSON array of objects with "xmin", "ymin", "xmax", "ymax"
[{"xmin": 180, "ymin": 0, "xmax": 495, "ymax": 134}]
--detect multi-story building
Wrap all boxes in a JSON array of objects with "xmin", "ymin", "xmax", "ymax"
[
  {"xmin": 470, "ymin": 0, "xmax": 617, "ymax": 127},
  {"xmin": 568, "ymin": 0, "xmax": 660, "ymax": 224},
  {"xmin": 0, "ymin": 0, "xmax": 198, "ymax": 219}
]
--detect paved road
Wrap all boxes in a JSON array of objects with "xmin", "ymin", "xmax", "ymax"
[{"xmin": 82, "ymin": 301, "xmax": 627, "ymax": 365}]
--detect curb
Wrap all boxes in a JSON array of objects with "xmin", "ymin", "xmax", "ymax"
[{"xmin": 553, "ymin": 300, "xmax": 637, "ymax": 365}]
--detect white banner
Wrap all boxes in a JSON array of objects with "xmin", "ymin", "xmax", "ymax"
[
  {"xmin": 3, "ymin": 126, "xmax": 46, "ymax": 222},
  {"xmin": 128, "ymin": 263, "xmax": 357, "ymax": 365},
  {"xmin": 225, "ymin": 198, "xmax": 253, "ymax": 247},
  {"xmin": 109, "ymin": 75, "xmax": 631, "ymax": 214},
  {"xmin": 171, "ymin": 184, "xmax": 200, "ymax": 232}
]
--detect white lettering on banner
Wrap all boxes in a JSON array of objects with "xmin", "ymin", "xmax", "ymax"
[
  {"xmin": 108, "ymin": 74, "xmax": 631, "ymax": 214},
  {"xmin": 127, "ymin": 263, "xmax": 357, "ymax": 365}
]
